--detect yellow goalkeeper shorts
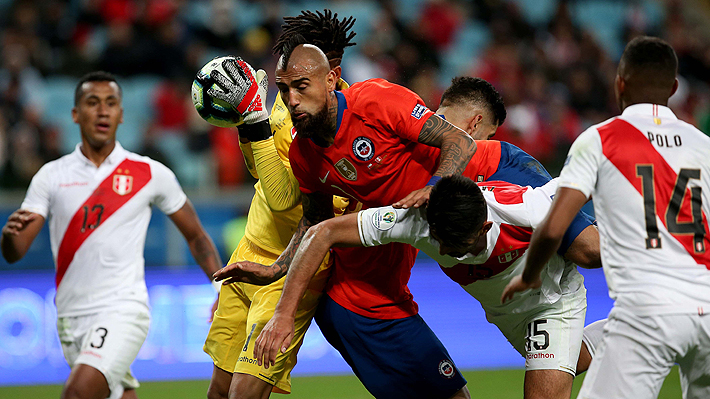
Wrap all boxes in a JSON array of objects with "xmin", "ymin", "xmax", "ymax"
[{"xmin": 203, "ymin": 237, "xmax": 330, "ymax": 394}]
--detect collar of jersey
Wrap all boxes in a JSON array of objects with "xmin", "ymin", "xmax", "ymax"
[
  {"xmin": 334, "ymin": 90, "xmax": 347, "ymax": 136},
  {"xmin": 73, "ymin": 141, "xmax": 125, "ymax": 167},
  {"xmin": 622, "ymin": 103, "xmax": 677, "ymax": 120}
]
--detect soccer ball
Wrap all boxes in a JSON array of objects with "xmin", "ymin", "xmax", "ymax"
[{"xmin": 191, "ymin": 56, "xmax": 244, "ymax": 127}]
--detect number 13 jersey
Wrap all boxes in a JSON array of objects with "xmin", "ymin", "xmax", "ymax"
[
  {"xmin": 21, "ymin": 142, "xmax": 187, "ymax": 317},
  {"xmin": 559, "ymin": 103, "xmax": 710, "ymax": 315}
]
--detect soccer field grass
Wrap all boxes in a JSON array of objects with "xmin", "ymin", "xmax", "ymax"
[{"xmin": 0, "ymin": 367, "xmax": 681, "ymax": 398}]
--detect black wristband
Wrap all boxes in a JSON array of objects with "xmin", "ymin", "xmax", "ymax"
[{"xmin": 239, "ymin": 120, "xmax": 272, "ymax": 142}]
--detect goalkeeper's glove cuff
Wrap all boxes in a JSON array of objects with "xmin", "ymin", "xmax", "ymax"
[{"xmin": 239, "ymin": 120, "xmax": 273, "ymax": 142}]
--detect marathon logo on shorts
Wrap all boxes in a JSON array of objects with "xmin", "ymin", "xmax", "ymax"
[
  {"xmin": 438, "ymin": 359, "xmax": 455, "ymax": 379},
  {"xmin": 411, "ymin": 104, "xmax": 427, "ymax": 120},
  {"xmin": 526, "ymin": 353, "xmax": 555, "ymax": 359},
  {"xmin": 352, "ymin": 136, "xmax": 375, "ymax": 161},
  {"xmin": 371, "ymin": 208, "xmax": 397, "ymax": 231}
]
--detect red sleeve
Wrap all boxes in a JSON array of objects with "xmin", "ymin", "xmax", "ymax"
[
  {"xmin": 288, "ymin": 138, "xmax": 316, "ymax": 194},
  {"xmin": 462, "ymin": 140, "xmax": 502, "ymax": 181},
  {"xmin": 351, "ymin": 79, "xmax": 434, "ymax": 142}
]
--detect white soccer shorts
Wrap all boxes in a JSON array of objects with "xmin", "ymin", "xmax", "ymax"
[
  {"xmin": 57, "ymin": 304, "xmax": 150, "ymax": 399},
  {"xmin": 487, "ymin": 288, "xmax": 587, "ymax": 375},
  {"xmin": 578, "ymin": 306, "xmax": 710, "ymax": 399}
]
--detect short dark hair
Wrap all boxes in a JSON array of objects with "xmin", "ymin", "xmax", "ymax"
[
  {"xmin": 620, "ymin": 36, "xmax": 677, "ymax": 89},
  {"xmin": 427, "ymin": 175, "xmax": 487, "ymax": 248},
  {"xmin": 276, "ymin": 33, "xmax": 309, "ymax": 71},
  {"xmin": 273, "ymin": 9, "xmax": 356, "ymax": 65},
  {"xmin": 74, "ymin": 71, "xmax": 121, "ymax": 105},
  {"xmin": 440, "ymin": 77, "xmax": 506, "ymax": 126}
]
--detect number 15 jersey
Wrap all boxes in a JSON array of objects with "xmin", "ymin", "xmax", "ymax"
[{"xmin": 559, "ymin": 103, "xmax": 710, "ymax": 315}]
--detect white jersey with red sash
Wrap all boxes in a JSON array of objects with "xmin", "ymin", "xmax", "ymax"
[
  {"xmin": 357, "ymin": 179, "xmax": 585, "ymax": 316},
  {"xmin": 559, "ymin": 103, "xmax": 710, "ymax": 315},
  {"xmin": 21, "ymin": 142, "xmax": 187, "ymax": 317}
]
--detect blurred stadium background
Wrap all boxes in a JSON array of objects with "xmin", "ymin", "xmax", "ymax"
[{"xmin": 0, "ymin": 0, "xmax": 708, "ymax": 397}]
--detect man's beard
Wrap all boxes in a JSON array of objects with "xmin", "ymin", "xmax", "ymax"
[{"xmin": 292, "ymin": 103, "xmax": 332, "ymax": 141}]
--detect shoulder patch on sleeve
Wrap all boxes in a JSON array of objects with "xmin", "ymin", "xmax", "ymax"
[
  {"xmin": 411, "ymin": 104, "xmax": 427, "ymax": 119},
  {"xmin": 371, "ymin": 207, "xmax": 398, "ymax": 231}
]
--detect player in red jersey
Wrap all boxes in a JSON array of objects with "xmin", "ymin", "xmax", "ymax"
[{"xmin": 215, "ymin": 38, "xmax": 477, "ymax": 398}]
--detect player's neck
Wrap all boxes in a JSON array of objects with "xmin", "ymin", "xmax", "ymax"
[{"xmin": 80, "ymin": 140, "xmax": 116, "ymax": 167}]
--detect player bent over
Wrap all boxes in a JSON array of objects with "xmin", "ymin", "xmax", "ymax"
[
  {"xmin": 1, "ymin": 72, "xmax": 223, "ymax": 399},
  {"xmin": 245, "ymin": 175, "xmax": 602, "ymax": 399}
]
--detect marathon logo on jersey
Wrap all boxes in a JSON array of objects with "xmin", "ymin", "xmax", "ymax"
[
  {"xmin": 438, "ymin": 359, "xmax": 456, "ymax": 379},
  {"xmin": 411, "ymin": 104, "xmax": 427, "ymax": 120},
  {"xmin": 352, "ymin": 136, "xmax": 375, "ymax": 161},
  {"xmin": 335, "ymin": 158, "xmax": 358, "ymax": 181},
  {"xmin": 498, "ymin": 249, "xmax": 520, "ymax": 264},
  {"xmin": 112, "ymin": 171, "xmax": 133, "ymax": 196},
  {"xmin": 371, "ymin": 208, "xmax": 397, "ymax": 231}
]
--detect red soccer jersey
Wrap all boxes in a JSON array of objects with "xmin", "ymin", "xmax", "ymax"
[{"xmin": 289, "ymin": 79, "xmax": 500, "ymax": 318}]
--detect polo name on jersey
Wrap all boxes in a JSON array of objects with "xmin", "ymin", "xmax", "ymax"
[{"xmin": 55, "ymin": 159, "xmax": 152, "ymax": 288}]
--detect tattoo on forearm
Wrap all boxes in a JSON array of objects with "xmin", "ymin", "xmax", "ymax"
[
  {"xmin": 270, "ymin": 192, "xmax": 334, "ymax": 280},
  {"xmin": 418, "ymin": 115, "xmax": 476, "ymax": 176}
]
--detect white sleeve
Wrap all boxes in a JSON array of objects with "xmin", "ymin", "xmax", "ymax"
[
  {"xmin": 557, "ymin": 127, "xmax": 603, "ymax": 198},
  {"xmin": 524, "ymin": 179, "xmax": 558, "ymax": 229},
  {"xmin": 20, "ymin": 164, "xmax": 53, "ymax": 218},
  {"xmin": 357, "ymin": 206, "xmax": 422, "ymax": 247},
  {"xmin": 151, "ymin": 162, "xmax": 187, "ymax": 215}
]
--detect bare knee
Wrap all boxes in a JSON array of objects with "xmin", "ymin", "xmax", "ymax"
[
  {"xmin": 229, "ymin": 373, "xmax": 273, "ymax": 399},
  {"xmin": 121, "ymin": 388, "xmax": 138, "ymax": 399},
  {"xmin": 61, "ymin": 364, "xmax": 110, "ymax": 399},
  {"xmin": 208, "ymin": 365, "xmax": 233, "ymax": 399},
  {"xmin": 524, "ymin": 369, "xmax": 573, "ymax": 399}
]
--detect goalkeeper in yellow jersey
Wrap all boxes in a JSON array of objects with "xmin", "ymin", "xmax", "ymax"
[{"xmin": 202, "ymin": 10, "xmax": 357, "ymax": 399}]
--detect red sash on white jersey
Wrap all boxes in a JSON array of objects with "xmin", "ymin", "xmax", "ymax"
[
  {"xmin": 55, "ymin": 159, "xmax": 151, "ymax": 287},
  {"xmin": 599, "ymin": 118, "xmax": 710, "ymax": 268}
]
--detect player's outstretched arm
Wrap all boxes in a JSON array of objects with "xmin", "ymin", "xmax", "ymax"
[
  {"xmin": 254, "ymin": 213, "xmax": 361, "ymax": 368},
  {"xmin": 213, "ymin": 191, "xmax": 335, "ymax": 285},
  {"xmin": 394, "ymin": 115, "xmax": 476, "ymax": 208},
  {"xmin": 168, "ymin": 199, "xmax": 223, "ymax": 280},
  {"xmin": 563, "ymin": 225, "xmax": 602, "ymax": 269},
  {"xmin": 502, "ymin": 187, "xmax": 589, "ymax": 303},
  {"xmin": 1, "ymin": 209, "xmax": 44, "ymax": 263}
]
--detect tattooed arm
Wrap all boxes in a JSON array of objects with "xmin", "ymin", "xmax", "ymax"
[
  {"xmin": 212, "ymin": 191, "xmax": 335, "ymax": 285},
  {"xmin": 393, "ymin": 114, "xmax": 476, "ymax": 208}
]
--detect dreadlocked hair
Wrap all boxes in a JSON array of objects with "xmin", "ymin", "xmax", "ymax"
[{"xmin": 273, "ymin": 9, "xmax": 356, "ymax": 63}]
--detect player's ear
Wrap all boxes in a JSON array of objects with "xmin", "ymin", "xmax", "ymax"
[
  {"xmin": 480, "ymin": 221, "xmax": 493, "ymax": 236},
  {"xmin": 71, "ymin": 106, "xmax": 78, "ymax": 123},
  {"xmin": 468, "ymin": 114, "xmax": 483, "ymax": 136},
  {"xmin": 326, "ymin": 69, "xmax": 337, "ymax": 91},
  {"xmin": 670, "ymin": 78, "xmax": 679, "ymax": 97},
  {"xmin": 331, "ymin": 65, "xmax": 342, "ymax": 81}
]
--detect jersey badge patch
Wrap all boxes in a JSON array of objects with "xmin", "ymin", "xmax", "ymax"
[
  {"xmin": 438, "ymin": 359, "xmax": 455, "ymax": 379},
  {"xmin": 371, "ymin": 208, "xmax": 397, "ymax": 231},
  {"xmin": 411, "ymin": 104, "xmax": 427, "ymax": 119},
  {"xmin": 335, "ymin": 158, "xmax": 357, "ymax": 181},
  {"xmin": 498, "ymin": 249, "xmax": 520, "ymax": 263},
  {"xmin": 113, "ymin": 171, "xmax": 133, "ymax": 196},
  {"xmin": 352, "ymin": 136, "xmax": 375, "ymax": 161}
]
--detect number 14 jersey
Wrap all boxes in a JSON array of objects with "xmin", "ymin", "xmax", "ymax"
[{"xmin": 559, "ymin": 103, "xmax": 710, "ymax": 315}]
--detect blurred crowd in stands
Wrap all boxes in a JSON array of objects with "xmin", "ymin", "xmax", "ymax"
[{"xmin": 1, "ymin": 0, "xmax": 709, "ymax": 190}]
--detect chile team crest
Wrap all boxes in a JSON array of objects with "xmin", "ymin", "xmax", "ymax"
[
  {"xmin": 352, "ymin": 136, "xmax": 375, "ymax": 161},
  {"xmin": 113, "ymin": 172, "xmax": 133, "ymax": 196}
]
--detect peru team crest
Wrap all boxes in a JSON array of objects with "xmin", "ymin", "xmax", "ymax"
[
  {"xmin": 352, "ymin": 136, "xmax": 375, "ymax": 161},
  {"xmin": 113, "ymin": 173, "xmax": 133, "ymax": 196}
]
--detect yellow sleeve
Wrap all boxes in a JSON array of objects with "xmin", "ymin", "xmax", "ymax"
[
  {"xmin": 238, "ymin": 141, "xmax": 259, "ymax": 179},
  {"xmin": 251, "ymin": 138, "xmax": 301, "ymax": 211}
]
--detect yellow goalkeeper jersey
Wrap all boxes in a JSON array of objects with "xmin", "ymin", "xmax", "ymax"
[{"xmin": 239, "ymin": 79, "xmax": 352, "ymax": 255}]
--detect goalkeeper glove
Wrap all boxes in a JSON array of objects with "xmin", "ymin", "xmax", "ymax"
[{"xmin": 208, "ymin": 57, "xmax": 271, "ymax": 135}]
